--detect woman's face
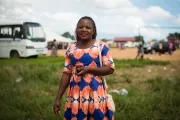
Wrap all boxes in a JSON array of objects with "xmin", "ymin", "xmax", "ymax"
[{"xmin": 76, "ymin": 19, "xmax": 94, "ymax": 40}]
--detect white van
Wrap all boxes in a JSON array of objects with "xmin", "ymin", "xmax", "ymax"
[{"xmin": 0, "ymin": 22, "xmax": 47, "ymax": 58}]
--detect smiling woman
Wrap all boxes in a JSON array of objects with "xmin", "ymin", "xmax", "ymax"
[
  {"xmin": 76, "ymin": 16, "xmax": 97, "ymax": 41},
  {"xmin": 53, "ymin": 16, "xmax": 115, "ymax": 120},
  {"xmin": 75, "ymin": 17, "xmax": 97, "ymax": 49}
]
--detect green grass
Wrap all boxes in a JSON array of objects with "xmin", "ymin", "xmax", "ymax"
[
  {"xmin": 0, "ymin": 56, "xmax": 169, "ymax": 68},
  {"xmin": 114, "ymin": 59, "xmax": 169, "ymax": 69},
  {"xmin": 0, "ymin": 56, "xmax": 65, "ymax": 65},
  {"xmin": 113, "ymin": 77, "xmax": 180, "ymax": 120},
  {"xmin": 0, "ymin": 56, "xmax": 179, "ymax": 120}
]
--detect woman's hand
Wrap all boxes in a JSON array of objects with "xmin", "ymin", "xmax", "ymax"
[
  {"xmin": 76, "ymin": 65, "xmax": 114, "ymax": 76},
  {"xmin": 53, "ymin": 100, "xmax": 61, "ymax": 116},
  {"xmin": 76, "ymin": 66, "xmax": 89, "ymax": 76}
]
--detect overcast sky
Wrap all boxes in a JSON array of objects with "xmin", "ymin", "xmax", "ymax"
[{"xmin": 0, "ymin": 0, "xmax": 180, "ymax": 41}]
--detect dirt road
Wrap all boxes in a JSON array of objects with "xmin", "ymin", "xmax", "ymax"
[
  {"xmin": 47, "ymin": 48, "xmax": 180, "ymax": 61},
  {"xmin": 110, "ymin": 48, "xmax": 180, "ymax": 61}
]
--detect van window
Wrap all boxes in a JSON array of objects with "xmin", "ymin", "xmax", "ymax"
[
  {"xmin": 0, "ymin": 27, "xmax": 12, "ymax": 38},
  {"xmin": 13, "ymin": 26, "xmax": 22, "ymax": 38}
]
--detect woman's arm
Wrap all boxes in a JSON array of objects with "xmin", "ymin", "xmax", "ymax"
[
  {"xmin": 76, "ymin": 66, "xmax": 114, "ymax": 76},
  {"xmin": 55, "ymin": 72, "xmax": 72, "ymax": 101},
  {"xmin": 53, "ymin": 72, "xmax": 71, "ymax": 116}
]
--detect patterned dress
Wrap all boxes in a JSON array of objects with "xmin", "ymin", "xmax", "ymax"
[{"xmin": 63, "ymin": 40, "xmax": 115, "ymax": 120}]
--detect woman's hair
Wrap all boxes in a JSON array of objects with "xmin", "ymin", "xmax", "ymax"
[{"xmin": 75, "ymin": 16, "xmax": 97, "ymax": 39}]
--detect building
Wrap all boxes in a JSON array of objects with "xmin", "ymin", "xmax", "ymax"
[{"xmin": 114, "ymin": 37, "xmax": 136, "ymax": 48}]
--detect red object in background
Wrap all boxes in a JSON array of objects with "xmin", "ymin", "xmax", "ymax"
[
  {"xmin": 168, "ymin": 36, "xmax": 176, "ymax": 43},
  {"xmin": 114, "ymin": 37, "xmax": 136, "ymax": 42}
]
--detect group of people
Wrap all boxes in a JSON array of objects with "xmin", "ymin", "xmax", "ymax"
[
  {"xmin": 158, "ymin": 41, "xmax": 174, "ymax": 55},
  {"xmin": 135, "ymin": 41, "xmax": 174, "ymax": 59}
]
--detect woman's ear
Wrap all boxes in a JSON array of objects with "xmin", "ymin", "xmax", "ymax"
[
  {"xmin": 92, "ymin": 29, "xmax": 96, "ymax": 39},
  {"xmin": 75, "ymin": 30, "xmax": 77, "ymax": 40}
]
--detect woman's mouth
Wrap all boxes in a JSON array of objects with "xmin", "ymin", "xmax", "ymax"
[{"xmin": 80, "ymin": 33, "xmax": 88, "ymax": 37}]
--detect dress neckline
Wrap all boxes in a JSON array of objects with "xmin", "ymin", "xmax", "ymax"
[{"xmin": 75, "ymin": 40, "xmax": 97, "ymax": 49}]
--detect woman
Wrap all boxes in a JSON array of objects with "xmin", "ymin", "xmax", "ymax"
[{"xmin": 53, "ymin": 16, "xmax": 115, "ymax": 120}]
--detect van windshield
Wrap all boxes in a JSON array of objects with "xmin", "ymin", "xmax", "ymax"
[{"xmin": 23, "ymin": 22, "xmax": 45, "ymax": 42}]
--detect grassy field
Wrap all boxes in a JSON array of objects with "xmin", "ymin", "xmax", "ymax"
[{"xmin": 0, "ymin": 56, "xmax": 180, "ymax": 120}]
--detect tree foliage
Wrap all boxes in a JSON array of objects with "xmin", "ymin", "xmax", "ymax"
[
  {"xmin": 61, "ymin": 32, "xmax": 75, "ymax": 40},
  {"xmin": 135, "ymin": 35, "xmax": 144, "ymax": 44},
  {"xmin": 168, "ymin": 32, "xmax": 180, "ymax": 39}
]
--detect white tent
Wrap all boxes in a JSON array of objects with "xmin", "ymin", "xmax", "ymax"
[
  {"xmin": 65, "ymin": 38, "xmax": 75, "ymax": 43},
  {"xmin": 44, "ymin": 28, "xmax": 73, "ymax": 43}
]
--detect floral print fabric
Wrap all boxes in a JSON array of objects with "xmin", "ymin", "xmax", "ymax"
[{"xmin": 63, "ymin": 40, "xmax": 115, "ymax": 120}]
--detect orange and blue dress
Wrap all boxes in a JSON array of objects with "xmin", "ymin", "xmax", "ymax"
[{"xmin": 63, "ymin": 40, "xmax": 115, "ymax": 120}]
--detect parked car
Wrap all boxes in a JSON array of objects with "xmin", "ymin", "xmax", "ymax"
[
  {"xmin": 143, "ymin": 42, "xmax": 156, "ymax": 54},
  {"xmin": 143, "ymin": 41, "xmax": 176, "ymax": 54},
  {"xmin": 151, "ymin": 41, "xmax": 176, "ymax": 54}
]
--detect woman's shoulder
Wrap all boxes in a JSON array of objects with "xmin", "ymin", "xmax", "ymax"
[
  {"xmin": 97, "ymin": 40, "xmax": 109, "ymax": 48},
  {"xmin": 67, "ymin": 41, "xmax": 77, "ymax": 48},
  {"xmin": 96, "ymin": 40, "xmax": 107, "ymax": 46}
]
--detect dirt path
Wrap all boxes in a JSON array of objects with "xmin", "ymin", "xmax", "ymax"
[
  {"xmin": 47, "ymin": 48, "xmax": 180, "ymax": 61},
  {"xmin": 110, "ymin": 48, "xmax": 180, "ymax": 61}
]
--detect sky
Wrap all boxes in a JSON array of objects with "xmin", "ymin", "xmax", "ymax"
[{"xmin": 0, "ymin": 0, "xmax": 180, "ymax": 41}]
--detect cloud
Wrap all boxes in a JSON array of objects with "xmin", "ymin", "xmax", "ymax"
[
  {"xmin": 175, "ymin": 15, "xmax": 180, "ymax": 24},
  {"xmin": 0, "ymin": 0, "xmax": 38, "ymax": 23},
  {"xmin": 144, "ymin": 6, "xmax": 173, "ymax": 20},
  {"xmin": 94, "ymin": 0, "xmax": 133, "ymax": 9},
  {"xmin": 40, "ymin": 12, "xmax": 82, "ymax": 34},
  {"xmin": 95, "ymin": 1, "xmax": 173, "ymax": 20},
  {"xmin": 176, "ymin": 18, "xmax": 180, "ymax": 23},
  {"xmin": 140, "ymin": 27, "xmax": 170, "ymax": 40},
  {"xmin": 0, "ymin": 0, "xmax": 178, "ymax": 40}
]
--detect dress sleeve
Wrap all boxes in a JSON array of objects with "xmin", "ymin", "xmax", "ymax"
[
  {"xmin": 63, "ymin": 43, "xmax": 73, "ymax": 73},
  {"xmin": 101, "ymin": 42, "xmax": 115, "ymax": 69}
]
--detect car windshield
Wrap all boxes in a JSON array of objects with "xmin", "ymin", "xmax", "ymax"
[
  {"xmin": 152, "ymin": 42, "xmax": 158, "ymax": 47},
  {"xmin": 150, "ymin": 42, "xmax": 156, "ymax": 46},
  {"xmin": 23, "ymin": 23, "xmax": 45, "ymax": 42}
]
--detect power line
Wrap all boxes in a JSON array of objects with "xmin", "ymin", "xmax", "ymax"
[
  {"xmin": 138, "ymin": 26, "xmax": 180, "ymax": 37},
  {"xmin": 141, "ymin": 26, "xmax": 180, "ymax": 29}
]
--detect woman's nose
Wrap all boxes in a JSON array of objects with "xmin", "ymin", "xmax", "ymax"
[{"xmin": 82, "ymin": 27, "xmax": 87, "ymax": 31}]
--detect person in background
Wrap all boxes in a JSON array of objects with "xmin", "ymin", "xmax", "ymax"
[
  {"xmin": 53, "ymin": 16, "xmax": 115, "ymax": 120},
  {"xmin": 135, "ymin": 44, "xmax": 144, "ymax": 59},
  {"xmin": 158, "ymin": 41, "xmax": 163, "ymax": 55},
  {"xmin": 51, "ymin": 39, "xmax": 58, "ymax": 57},
  {"xmin": 169, "ymin": 42, "xmax": 173, "ymax": 55}
]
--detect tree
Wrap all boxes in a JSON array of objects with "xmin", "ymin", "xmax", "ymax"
[
  {"xmin": 101, "ymin": 38, "xmax": 109, "ymax": 42},
  {"xmin": 61, "ymin": 32, "xmax": 75, "ymax": 40},
  {"xmin": 174, "ymin": 32, "xmax": 180, "ymax": 39},
  {"xmin": 135, "ymin": 36, "xmax": 144, "ymax": 44},
  {"xmin": 167, "ymin": 32, "xmax": 180, "ymax": 40},
  {"xmin": 151, "ymin": 39, "xmax": 157, "ymax": 42}
]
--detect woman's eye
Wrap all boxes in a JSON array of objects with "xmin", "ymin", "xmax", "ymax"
[
  {"xmin": 78, "ymin": 26, "xmax": 83, "ymax": 28},
  {"xmin": 78, "ymin": 26, "xmax": 92, "ymax": 29},
  {"xmin": 86, "ymin": 26, "xmax": 92, "ymax": 29}
]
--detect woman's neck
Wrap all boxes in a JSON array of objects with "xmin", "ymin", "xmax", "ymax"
[{"xmin": 77, "ymin": 39, "xmax": 96, "ymax": 49}]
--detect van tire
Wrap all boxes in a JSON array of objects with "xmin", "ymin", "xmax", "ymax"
[
  {"xmin": 10, "ymin": 50, "xmax": 20, "ymax": 58},
  {"xmin": 31, "ymin": 55, "xmax": 38, "ymax": 58}
]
